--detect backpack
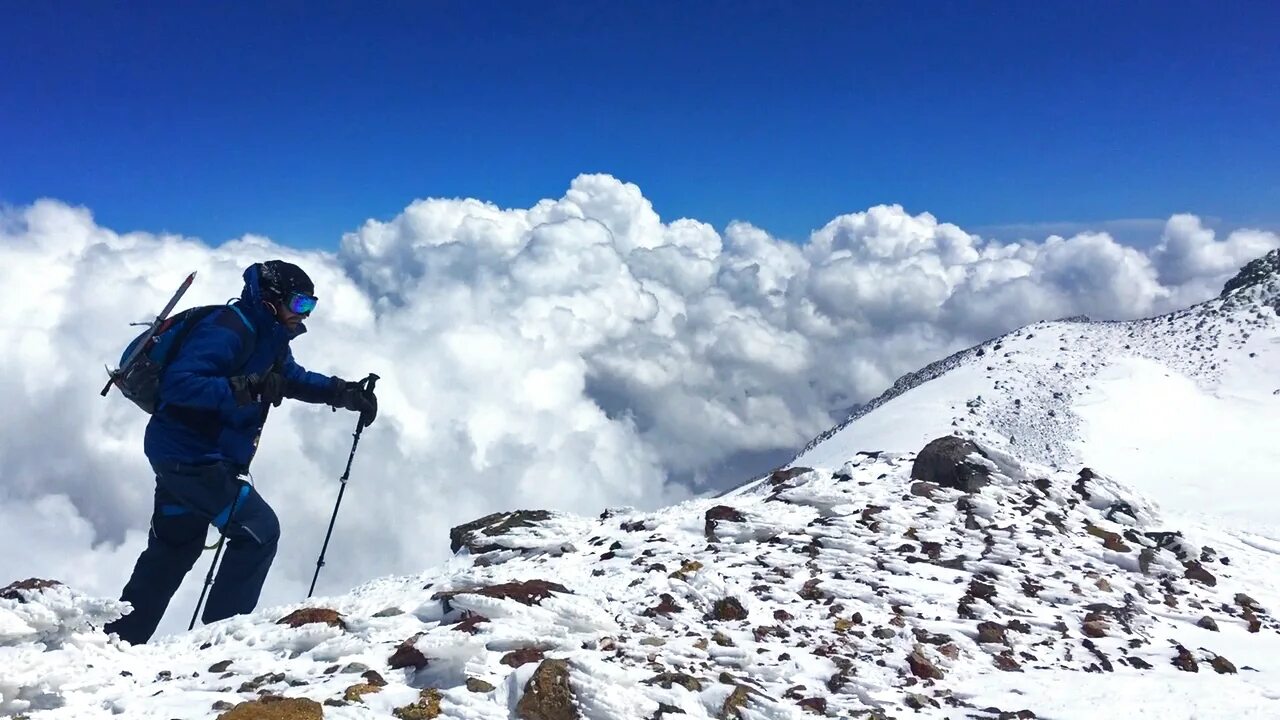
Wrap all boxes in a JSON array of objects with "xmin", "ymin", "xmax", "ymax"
[{"xmin": 114, "ymin": 304, "xmax": 255, "ymax": 414}]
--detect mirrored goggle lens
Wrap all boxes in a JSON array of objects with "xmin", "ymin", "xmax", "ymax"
[{"xmin": 288, "ymin": 293, "xmax": 318, "ymax": 314}]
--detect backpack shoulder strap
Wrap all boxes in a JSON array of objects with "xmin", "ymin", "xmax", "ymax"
[{"xmin": 217, "ymin": 304, "xmax": 258, "ymax": 372}]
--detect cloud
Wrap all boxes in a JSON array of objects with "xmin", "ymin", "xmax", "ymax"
[{"xmin": 1, "ymin": 178, "xmax": 1276, "ymax": 638}]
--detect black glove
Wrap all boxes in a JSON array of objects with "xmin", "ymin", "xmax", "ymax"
[
  {"xmin": 229, "ymin": 371, "xmax": 286, "ymax": 407},
  {"xmin": 331, "ymin": 379, "xmax": 377, "ymax": 427}
]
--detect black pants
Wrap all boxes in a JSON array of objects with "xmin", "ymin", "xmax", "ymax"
[{"xmin": 106, "ymin": 461, "xmax": 279, "ymax": 644}]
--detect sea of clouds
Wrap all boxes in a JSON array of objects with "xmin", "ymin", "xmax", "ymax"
[{"xmin": 1, "ymin": 173, "xmax": 1275, "ymax": 637}]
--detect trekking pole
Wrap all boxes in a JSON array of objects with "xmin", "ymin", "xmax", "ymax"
[
  {"xmin": 308, "ymin": 373, "xmax": 379, "ymax": 598},
  {"xmin": 189, "ymin": 480, "xmax": 247, "ymax": 631}
]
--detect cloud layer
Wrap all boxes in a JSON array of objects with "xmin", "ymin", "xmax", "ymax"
[{"xmin": 1, "ymin": 175, "xmax": 1275, "ymax": 636}]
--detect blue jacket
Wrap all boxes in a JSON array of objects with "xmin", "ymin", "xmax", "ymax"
[{"xmin": 144, "ymin": 264, "xmax": 341, "ymax": 468}]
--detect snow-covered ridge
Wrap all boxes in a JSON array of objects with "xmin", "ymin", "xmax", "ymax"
[{"xmin": 4, "ymin": 435, "xmax": 1279, "ymax": 718}]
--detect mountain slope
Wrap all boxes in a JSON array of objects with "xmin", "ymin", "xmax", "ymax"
[{"xmin": 3, "ymin": 251, "xmax": 1280, "ymax": 719}]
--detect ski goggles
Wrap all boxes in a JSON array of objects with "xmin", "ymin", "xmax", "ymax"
[{"xmin": 286, "ymin": 293, "xmax": 318, "ymax": 315}]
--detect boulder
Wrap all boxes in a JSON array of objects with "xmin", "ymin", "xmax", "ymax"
[
  {"xmin": 516, "ymin": 659, "xmax": 577, "ymax": 720},
  {"xmin": 216, "ymin": 696, "xmax": 323, "ymax": 720},
  {"xmin": 911, "ymin": 437, "xmax": 991, "ymax": 492},
  {"xmin": 276, "ymin": 608, "xmax": 346, "ymax": 630}
]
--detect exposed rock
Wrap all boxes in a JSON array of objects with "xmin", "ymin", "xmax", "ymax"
[
  {"xmin": 873, "ymin": 627, "xmax": 896, "ymax": 639},
  {"xmin": 1196, "ymin": 616, "xmax": 1219, "ymax": 632},
  {"xmin": 450, "ymin": 510, "xmax": 552, "ymax": 554},
  {"xmin": 993, "ymin": 653, "xmax": 1022, "ymax": 672},
  {"xmin": 451, "ymin": 611, "xmax": 489, "ymax": 634},
  {"xmin": 1235, "ymin": 593, "xmax": 1263, "ymax": 612},
  {"xmin": 502, "ymin": 648, "xmax": 546, "ymax": 668},
  {"xmin": 705, "ymin": 506, "xmax": 747, "ymax": 540},
  {"xmin": 434, "ymin": 580, "xmax": 570, "ymax": 611},
  {"xmin": 0, "ymin": 578, "xmax": 61, "ymax": 602},
  {"xmin": 905, "ymin": 693, "xmax": 940, "ymax": 709},
  {"xmin": 644, "ymin": 593, "xmax": 683, "ymax": 617},
  {"xmin": 1210, "ymin": 655, "xmax": 1238, "ymax": 674},
  {"xmin": 1172, "ymin": 645, "xmax": 1199, "ymax": 672},
  {"xmin": 644, "ymin": 672, "xmax": 703, "ymax": 691},
  {"xmin": 393, "ymin": 689, "xmax": 443, "ymax": 720},
  {"xmin": 720, "ymin": 684, "xmax": 752, "ymax": 719},
  {"xmin": 1183, "ymin": 561, "xmax": 1217, "ymax": 587},
  {"xmin": 976, "ymin": 621, "xmax": 1008, "ymax": 645},
  {"xmin": 388, "ymin": 634, "xmax": 429, "ymax": 670},
  {"xmin": 911, "ymin": 436, "xmax": 991, "ymax": 493},
  {"xmin": 768, "ymin": 467, "xmax": 813, "ymax": 486},
  {"xmin": 517, "ymin": 660, "xmax": 577, "ymax": 720},
  {"xmin": 238, "ymin": 673, "xmax": 286, "ymax": 693},
  {"xmin": 216, "ymin": 696, "xmax": 323, "ymax": 720},
  {"xmin": 1082, "ymin": 618, "xmax": 1109, "ymax": 638},
  {"xmin": 361, "ymin": 670, "xmax": 387, "ymax": 687},
  {"xmin": 208, "ymin": 660, "xmax": 233, "ymax": 673},
  {"xmin": 467, "ymin": 678, "xmax": 497, "ymax": 692},
  {"xmin": 276, "ymin": 608, "xmax": 346, "ymax": 630},
  {"xmin": 909, "ymin": 481, "xmax": 943, "ymax": 499},
  {"xmin": 907, "ymin": 646, "xmax": 945, "ymax": 679},
  {"xmin": 1085, "ymin": 523, "xmax": 1132, "ymax": 553},
  {"xmin": 709, "ymin": 597, "xmax": 749, "ymax": 622},
  {"xmin": 797, "ymin": 697, "xmax": 827, "ymax": 714},
  {"xmin": 1221, "ymin": 249, "xmax": 1280, "ymax": 296},
  {"xmin": 344, "ymin": 683, "xmax": 382, "ymax": 702}
]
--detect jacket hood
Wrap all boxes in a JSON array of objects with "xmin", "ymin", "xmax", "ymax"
[{"xmin": 240, "ymin": 263, "xmax": 308, "ymax": 338}]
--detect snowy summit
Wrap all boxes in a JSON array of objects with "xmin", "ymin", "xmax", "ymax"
[{"xmin": 3, "ymin": 251, "xmax": 1280, "ymax": 719}]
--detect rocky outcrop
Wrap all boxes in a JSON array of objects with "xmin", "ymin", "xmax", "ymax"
[
  {"xmin": 450, "ymin": 510, "xmax": 553, "ymax": 554},
  {"xmin": 516, "ymin": 659, "xmax": 577, "ymax": 720}
]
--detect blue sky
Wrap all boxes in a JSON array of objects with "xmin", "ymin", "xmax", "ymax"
[{"xmin": 2, "ymin": 1, "xmax": 1277, "ymax": 248}]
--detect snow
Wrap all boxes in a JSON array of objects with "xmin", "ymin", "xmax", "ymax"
[{"xmin": 3, "ymin": 259, "xmax": 1280, "ymax": 719}]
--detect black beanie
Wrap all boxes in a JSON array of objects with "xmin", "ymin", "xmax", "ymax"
[{"xmin": 258, "ymin": 260, "xmax": 314, "ymax": 301}]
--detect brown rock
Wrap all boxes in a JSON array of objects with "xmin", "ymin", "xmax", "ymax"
[
  {"xmin": 1196, "ymin": 616, "xmax": 1219, "ymax": 632},
  {"xmin": 907, "ymin": 647, "xmax": 944, "ymax": 680},
  {"xmin": 719, "ymin": 685, "xmax": 752, "ymax": 720},
  {"xmin": 643, "ymin": 593, "xmax": 683, "ymax": 617},
  {"xmin": 797, "ymin": 697, "xmax": 826, "ymax": 714},
  {"xmin": 277, "ymin": 608, "xmax": 346, "ymax": 630},
  {"xmin": 0, "ymin": 578, "xmax": 62, "ymax": 602},
  {"xmin": 1172, "ymin": 645, "xmax": 1199, "ymax": 672},
  {"xmin": 910, "ymin": 436, "xmax": 991, "ymax": 493},
  {"xmin": 976, "ymin": 621, "xmax": 1008, "ymax": 645},
  {"xmin": 774, "ymin": 609, "xmax": 794, "ymax": 622},
  {"xmin": 938, "ymin": 643, "xmax": 960, "ymax": 659},
  {"xmin": 361, "ymin": 670, "xmax": 387, "ymax": 687},
  {"xmin": 1235, "ymin": 593, "xmax": 1262, "ymax": 612},
  {"xmin": 909, "ymin": 481, "xmax": 942, "ymax": 499},
  {"xmin": 467, "ymin": 678, "xmax": 497, "ymax": 692},
  {"xmin": 709, "ymin": 597, "xmax": 749, "ymax": 622},
  {"xmin": 768, "ymin": 467, "xmax": 814, "ymax": 487},
  {"xmin": 451, "ymin": 611, "xmax": 489, "ymax": 634},
  {"xmin": 1210, "ymin": 655, "xmax": 1237, "ymax": 674},
  {"xmin": 799, "ymin": 579, "xmax": 827, "ymax": 601},
  {"xmin": 344, "ymin": 683, "xmax": 382, "ymax": 702},
  {"xmin": 705, "ymin": 505, "xmax": 747, "ymax": 540},
  {"xmin": 502, "ymin": 648, "xmax": 546, "ymax": 668},
  {"xmin": 1085, "ymin": 523, "xmax": 1132, "ymax": 553},
  {"xmin": 1183, "ymin": 561, "xmax": 1217, "ymax": 587},
  {"xmin": 388, "ymin": 634, "xmax": 430, "ymax": 670},
  {"xmin": 435, "ymin": 580, "xmax": 570, "ymax": 612},
  {"xmin": 644, "ymin": 672, "xmax": 702, "ymax": 691},
  {"xmin": 517, "ymin": 659, "xmax": 577, "ymax": 720},
  {"xmin": 393, "ymin": 689, "xmax": 443, "ymax": 720},
  {"xmin": 216, "ymin": 696, "xmax": 323, "ymax": 720},
  {"xmin": 1082, "ymin": 618, "xmax": 1108, "ymax": 638},
  {"xmin": 450, "ymin": 510, "xmax": 552, "ymax": 554},
  {"xmin": 993, "ymin": 653, "xmax": 1022, "ymax": 672}
]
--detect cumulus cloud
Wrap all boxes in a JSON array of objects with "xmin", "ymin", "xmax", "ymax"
[{"xmin": 1, "ymin": 177, "xmax": 1276, "ymax": 638}]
